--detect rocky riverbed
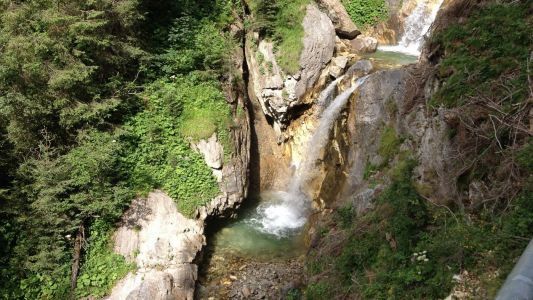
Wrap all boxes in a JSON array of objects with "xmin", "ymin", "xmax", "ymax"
[{"xmin": 198, "ymin": 255, "xmax": 304, "ymax": 300}]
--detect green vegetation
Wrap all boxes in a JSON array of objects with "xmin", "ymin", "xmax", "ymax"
[
  {"xmin": 123, "ymin": 77, "xmax": 229, "ymax": 217},
  {"xmin": 248, "ymin": 0, "xmax": 310, "ymax": 73},
  {"xmin": 342, "ymin": 0, "xmax": 388, "ymax": 29},
  {"xmin": 306, "ymin": 282, "xmax": 332, "ymax": 300},
  {"xmin": 304, "ymin": 3, "xmax": 533, "ymax": 292},
  {"xmin": 76, "ymin": 221, "xmax": 135, "ymax": 298},
  {"xmin": 307, "ymin": 154, "xmax": 533, "ymax": 299},
  {"xmin": 363, "ymin": 125, "xmax": 402, "ymax": 181},
  {"xmin": 431, "ymin": 2, "xmax": 532, "ymax": 108},
  {"xmin": 378, "ymin": 126, "xmax": 402, "ymax": 164},
  {"xmin": 0, "ymin": 0, "xmax": 240, "ymax": 298}
]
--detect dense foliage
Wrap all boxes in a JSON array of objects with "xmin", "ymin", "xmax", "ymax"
[
  {"xmin": 307, "ymin": 153, "xmax": 533, "ymax": 299},
  {"xmin": 75, "ymin": 220, "xmax": 135, "ymax": 298},
  {"xmin": 432, "ymin": 3, "xmax": 532, "ymax": 108},
  {"xmin": 0, "ymin": 0, "xmax": 240, "ymax": 298},
  {"xmin": 342, "ymin": 0, "xmax": 388, "ymax": 29},
  {"xmin": 123, "ymin": 76, "xmax": 231, "ymax": 217}
]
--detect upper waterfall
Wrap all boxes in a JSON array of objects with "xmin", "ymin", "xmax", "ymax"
[
  {"xmin": 380, "ymin": 0, "xmax": 445, "ymax": 56},
  {"xmin": 250, "ymin": 76, "xmax": 368, "ymax": 237}
]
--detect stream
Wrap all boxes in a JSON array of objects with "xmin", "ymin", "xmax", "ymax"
[{"xmin": 197, "ymin": 1, "xmax": 444, "ymax": 298}]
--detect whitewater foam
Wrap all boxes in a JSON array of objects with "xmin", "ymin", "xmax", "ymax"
[
  {"xmin": 251, "ymin": 76, "xmax": 369, "ymax": 238},
  {"xmin": 379, "ymin": 0, "xmax": 444, "ymax": 56}
]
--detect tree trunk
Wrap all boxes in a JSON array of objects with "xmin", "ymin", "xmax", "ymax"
[{"xmin": 70, "ymin": 224, "xmax": 85, "ymax": 291}]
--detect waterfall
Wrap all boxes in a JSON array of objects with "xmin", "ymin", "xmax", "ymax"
[
  {"xmin": 317, "ymin": 75, "xmax": 344, "ymax": 107},
  {"xmin": 249, "ymin": 76, "xmax": 369, "ymax": 237},
  {"xmin": 379, "ymin": 0, "xmax": 444, "ymax": 56}
]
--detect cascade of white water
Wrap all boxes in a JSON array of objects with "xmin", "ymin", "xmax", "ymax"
[
  {"xmin": 250, "ymin": 76, "xmax": 369, "ymax": 237},
  {"xmin": 317, "ymin": 75, "xmax": 344, "ymax": 108},
  {"xmin": 379, "ymin": 0, "xmax": 444, "ymax": 56}
]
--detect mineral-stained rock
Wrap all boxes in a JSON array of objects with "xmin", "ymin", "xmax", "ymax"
[
  {"xmin": 346, "ymin": 59, "xmax": 374, "ymax": 77},
  {"xmin": 329, "ymin": 55, "xmax": 349, "ymax": 77}
]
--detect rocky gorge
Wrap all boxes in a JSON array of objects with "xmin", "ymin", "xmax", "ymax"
[
  {"xmin": 0, "ymin": 0, "xmax": 530, "ymax": 299},
  {"xmin": 104, "ymin": 0, "xmax": 533, "ymax": 299}
]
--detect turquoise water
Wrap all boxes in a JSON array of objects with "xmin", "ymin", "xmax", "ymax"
[
  {"xmin": 207, "ymin": 192, "xmax": 306, "ymax": 261},
  {"xmin": 363, "ymin": 49, "xmax": 419, "ymax": 69}
]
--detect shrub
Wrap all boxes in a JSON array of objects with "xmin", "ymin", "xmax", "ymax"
[
  {"xmin": 306, "ymin": 282, "xmax": 332, "ymax": 300},
  {"xmin": 342, "ymin": 0, "xmax": 388, "ymax": 29},
  {"xmin": 76, "ymin": 220, "xmax": 135, "ymax": 298},
  {"xmin": 431, "ymin": 3, "xmax": 532, "ymax": 108},
  {"xmin": 378, "ymin": 126, "xmax": 402, "ymax": 163},
  {"xmin": 249, "ymin": 0, "xmax": 310, "ymax": 74},
  {"xmin": 123, "ymin": 76, "xmax": 230, "ymax": 217}
]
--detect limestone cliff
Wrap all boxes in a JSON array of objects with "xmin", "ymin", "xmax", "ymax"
[{"xmin": 106, "ymin": 20, "xmax": 251, "ymax": 298}]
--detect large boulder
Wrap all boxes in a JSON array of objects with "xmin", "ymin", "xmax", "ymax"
[
  {"xmin": 297, "ymin": 4, "xmax": 336, "ymax": 98},
  {"xmin": 346, "ymin": 36, "xmax": 378, "ymax": 53},
  {"xmin": 346, "ymin": 59, "xmax": 374, "ymax": 77},
  {"xmin": 329, "ymin": 55, "xmax": 349, "ymax": 78},
  {"xmin": 317, "ymin": 0, "xmax": 360, "ymax": 39},
  {"xmin": 106, "ymin": 192, "xmax": 204, "ymax": 300},
  {"xmin": 193, "ymin": 133, "xmax": 224, "ymax": 182},
  {"xmin": 246, "ymin": 4, "xmax": 335, "ymax": 131}
]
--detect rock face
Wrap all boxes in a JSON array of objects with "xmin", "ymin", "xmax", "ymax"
[
  {"xmin": 106, "ymin": 192, "xmax": 203, "ymax": 300},
  {"xmin": 346, "ymin": 59, "xmax": 374, "ymax": 77},
  {"xmin": 346, "ymin": 35, "xmax": 378, "ymax": 53},
  {"xmin": 246, "ymin": 4, "xmax": 335, "ymax": 131},
  {"xmin": 329, "ymin": 56, "xmax": 349, "ymax": 78},
  {"xmin": 341, "ymin": 67, "xmax": 456, "ymax": 206},
  {"xmin": 193, "ymin": 133, "xmax": 224, "ymax": 182},
  {"xmin": 317, "ymin": 0, "xmax": 360, "ymax": 39},
  {"xmin": 298, "ymin": 4, "xmax": 336, "ymax": 98}
]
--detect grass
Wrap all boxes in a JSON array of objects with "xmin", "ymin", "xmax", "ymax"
[
  {"xmin": 378, "ymin": 126, "xmax": 402, "ymax": 164},
  {"xmin": 248, "ymin": 0, "xmax": 310, "ymax": 74},
  {"xmin": 305, "ymin": 153, "xmax": 533, "ymax": 299},
  {"xmin": 273, "ymin": 0, "xmax": 310, "ymax": 74},
  {"xmin": 303, "ymin": 2, "xmax": 533, "ymax": 298},
  {"xmin": 306, "ymin": 282, "xmax": 332, "ymax": 300},
  {"xmin": 430, "ymin": 2, "xmax": 532, "ymax": 108}
]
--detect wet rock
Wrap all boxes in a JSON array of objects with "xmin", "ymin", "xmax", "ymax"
[
  {"xmin": 329, "ymin": 56, "xmax": 349, "ymax": 78},
  {"xmin": 346, "ymin": 36, "xmax": 378, "ymax": 53},
  {"xmin": 317, "ymin": 0, "xmax": 360, "ymax": 39},
  {"xmin": 346, "ymin": 59, "xmax": 374, "ymax": 77},
  {"xmin": 199, "ymin": 257, "xmax": 304, "ymax": 300}
]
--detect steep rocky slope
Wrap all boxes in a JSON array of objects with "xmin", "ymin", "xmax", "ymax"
[{"xmin": 301, "ymin": 0, "xmax": 533, "ymax": 298}]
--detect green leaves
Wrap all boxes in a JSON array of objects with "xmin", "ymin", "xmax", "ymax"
[
  {"xmin": 431, "ymin": 2, "xmax": 532, "ymax": 108},
  {"xmin": 75, "ymin": 220, "xmax": 135, "ymax": 299},
  {"xmin": 0, "ymin": 0, "xmax": 145, "ymax": 152},
  {"xmin": 248, "ymin": 0, "xmax": 310, "ymax": 74},
  {"xmin": 342, "ymin": 0, "xmax": 387, "ymax": 29},
  {"xmin": 124, "ymin": 77, "xmax": 230, "ymax": 217}
]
